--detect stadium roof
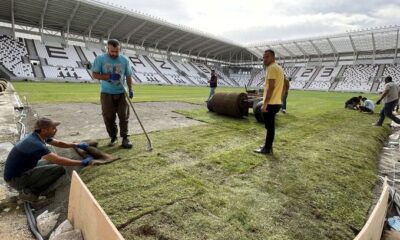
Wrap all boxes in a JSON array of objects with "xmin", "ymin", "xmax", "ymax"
[
  {"xmin": 0, "ymin": 0, "xmax": 256, "ymax": 63},
  {"xmin": 248, "ymin": 26, "xmax": 400, "ymax": 60}
]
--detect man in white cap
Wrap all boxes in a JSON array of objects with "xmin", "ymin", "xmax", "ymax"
[{"xmin": 3, "ymin": 117, "xmax": 104, "ymax": 202}]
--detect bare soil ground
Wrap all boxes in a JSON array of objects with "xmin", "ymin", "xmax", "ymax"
[{"xmin": 33, "ymin": 102, "xmax": 204, "ymax": 142}]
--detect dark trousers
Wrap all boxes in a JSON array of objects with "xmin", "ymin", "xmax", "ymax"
[
  {"xmin": 282, "ymin": 93, "xmax": 288, "ymax": 110},
  {"xmin": 377, "ymin": 99, "xmax": 400, "ymax": 125},
  {"xmin": 262, "ymin": 105, "xmax": 281, "ymax": 150},
  {"xmin": 101, "ymin": 93, "xmax": 130, "ymax": 138},
  {"xmin": 7, "ymin": 160, "xmax": 65, "ymax": 195},
  {"xmin": 359, "ymin": 106, "xmax": 373, "ymax": 113}
]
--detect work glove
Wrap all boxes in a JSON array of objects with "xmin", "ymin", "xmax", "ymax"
[
  {"xmin": 76, "ymin": 142, "xmax": 89, "ymax": 150},
  {"xmin": 81, "ymin": 155, "xmax": 94, "ymax": 167},
  {"xmin": 109, "ymin": 73, "xmax": 121, "ymax": 81},
  {"xmin": 129, "ymin": 89, "xmax": 134, "ymax": 99},
  {"xmin": 376, "ymin": 100, "xmax": 381, "ymax": 105}
]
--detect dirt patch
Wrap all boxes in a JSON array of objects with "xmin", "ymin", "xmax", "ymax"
[
  {"xmin": 33, "ymin": 102, "xmax": 204, "ymax": 142},
  {"xmin": 0, "ymin": 209, "xmax": 33, "ymax": 240}
]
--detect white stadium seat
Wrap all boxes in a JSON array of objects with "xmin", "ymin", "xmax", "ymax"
[
  {"xmin": 0, "ymin": 35, "xmax": 34, "ymax": 78},
  {"xmin": 42, "ymin": 66, "xmax": 93, "ymax": 82},
  {"xmin": 34, "ymin": 40, "xmax": 82, "ymax": 67},
  {"xmin": 335, "ymin": 64, "xmax": 378, "ymax": 92},
  {"xmin": 308, "ymin": 67, "xmax": 341, "ymax": 90}
]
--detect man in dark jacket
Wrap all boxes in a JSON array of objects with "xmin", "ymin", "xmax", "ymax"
[{"xmin": 207, "ymin": 70, "xmax": 218, "ymax": 101}]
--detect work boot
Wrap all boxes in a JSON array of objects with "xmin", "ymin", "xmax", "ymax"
[
  {"xmin": 18, "ymin": 189, "xmax": 38, "ymax": 203},
  {"xmin": 108, "ymin": 136, "xmax": 118, "ymax": 147},
  {"xmin": 121, "ymin": 137, "xmax": 133, "ymax": 149}
]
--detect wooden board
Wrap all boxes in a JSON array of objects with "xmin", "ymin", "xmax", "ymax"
[
  {"xmin": 68, "ymin": 171, "xmax": 125, "ymax": 240},
  {"xmin": 354, "ymin": 178, "xmax": 389, "ymax": 240}
]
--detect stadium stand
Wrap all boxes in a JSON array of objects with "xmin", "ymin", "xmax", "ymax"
[
  {"xmin": 80, "ymin": 46, "xmax": 104, "ymax": 64},
  {"xmin": 0, "ymin": 35, "xmax": 33, "ymax": 78},
  {"xmin": 335, "ymin": 64, "xmax": 378, "ymax": 92},
  {"xmin": 146, "ymin": 56, "xmax": 190, "ymax": 85},
  {"xmin": 308, "ymin": 66, "xmax": 341, "ymax": 90},
  {"xmin": 377, "ymin": 64, "xmax": 400, "ymax": 92},
  {"xmin": 231, "ymin": 73, "xmax": 251, "ymax": 86},
  {"xmin": 34, "ymin": 40, "xmax": 82, "ymax": 67},
  {"xmin": 169, "ymin": 58, "xmax": 208, "ymax": 85},
  {"xmin": 42, "ymin": 66, "xmax": 93, "ymax": 83}
]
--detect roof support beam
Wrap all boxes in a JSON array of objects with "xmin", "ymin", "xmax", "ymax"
[
  {"xmin": 198, "ymin": 42, "xmax": 222, "ymax": 55},
  {"xmin": 207, "ymin": 45, "xmax": 229, "ymax": 57},
  {"xmin": 294, "ymin": 42, "xmax": 308, "ymax": 59},
  {"xmin": 40, "ymin": 0, "xmax": 49, "ymax": 41},
  {"xmin": 11, "ymin": 0, "xmax": 15, "ymax": 38},
  {"xmin": 348, "ymin": 35, "xmax": 357, "ymax": 63},
  {"xmin": 326, "ymin": 38, "xmax": 337, "ymax": 54},
  {"xmin": 177, "ymin": 36, "xmax": 203, "ymax": 53},
  {"xmin": 166, "ymin": 32, "xmax": 191, "ymax": 51},
  {"xmin": 205, "ymin": 44, "xmax": 225, "ymax": 58},
  {"xmin": 188, "ymin": 39, "xmax": 213, "ymax": 55},
  {"xmin": 140, "ymin": 25, "xmax": 163, "ymax": 46},
  {"xmin": 280, "ymin": 44, "xmax": 295, "ymax": 58},
  {"xmin": 154, "ymin": 29, "xmax": 178, "ymax": 49},
  {"xmin": 66, "ymin": 2, "xmax": 80, "ymax": 44},
  {"xmin": 212, "ymin": 46, "xmax": 237, "ymax": 58},
  {"xmin": 371, "ymin": 33, "xmax": 376, "ymax": 61},
  {"xmin": 107, "ymin": 15, "xmax": 127, "ymax": 40},
  {"xmin": 86, "ymin": 9, "xmax": 105, "ymax": 40},
  {"xmin": 124, "ymin": 21, "xmax": 147, "ymax": 44},
  {"xmin": 309, "ymin": 40, "xmax": 322, "ymax": 57},
  {"xmin": 349, "ymin": 35, "xmax": 357, "ymax": 53},
  {"xmin": 395, "ymin": 29, "xmax": 399, "ymax": 62}
]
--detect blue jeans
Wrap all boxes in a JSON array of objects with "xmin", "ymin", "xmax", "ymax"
[{"xmin": 377, "ymin": 99, "xmax": 400, "ymax": 126}]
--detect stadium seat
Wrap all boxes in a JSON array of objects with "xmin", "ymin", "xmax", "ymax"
[
  {"xmin": 0, "ymin": 35, "xmax": 34, "ymax": 78},
  {"xmin": 335, "ymin": 64, "xmax": 378, "ymax": 92},
  {"xmin": 34, "ymin": 40, "xmax": 81, "ymax": 67}
]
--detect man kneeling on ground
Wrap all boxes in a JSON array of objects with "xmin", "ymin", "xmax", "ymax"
[
  {"xmin": 345, "ymin": 96, "xmax": 362, "ymax": 110},
  {"xmin": 359, "ymin": 97, "xmax": 375, "ymax": 113},
  {"xmin": 3, "ymin": 117, "xmax": 105, "ymax": 202}
]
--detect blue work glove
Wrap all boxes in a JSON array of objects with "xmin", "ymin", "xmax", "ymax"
[
  {"xmin": 76, "ymin": 142, "xmax": 89, "ymax": 150},
  {"xmin": 129, "ymin": 89, "xmax": 134, "ymax": 99},
  {"xmin": 109, "ymin": 73, "xmax": 121, "ymax": 81},
  {"xmin": 81, "ymin": 155, "xmax": 94, "ymax": 166}
]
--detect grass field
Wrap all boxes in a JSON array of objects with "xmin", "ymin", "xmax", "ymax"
[{"xmin": 13, "ymin": 82, "xmax": 390, "ymax": 239}]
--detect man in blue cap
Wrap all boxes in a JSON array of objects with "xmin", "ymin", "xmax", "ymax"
[{"xmin": 4, "ymin": 117, "xmax": 102, "ymax": 202}]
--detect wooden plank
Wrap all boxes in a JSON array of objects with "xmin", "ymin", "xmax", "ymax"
[
  {"xmin": 354, "ymin": 178, "xmax": 389, "ymax": 240},
  {"xmin": 68, "ymin": 171, "xmax": 125, "ymax": 240}
]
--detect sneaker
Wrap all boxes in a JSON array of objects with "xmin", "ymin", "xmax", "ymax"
[
  {"xmin": 121, "ymin": 137, "xmax": 133, "ymax": 149},
  {"xmin": 18, "ymin": 189, "xmax": 38, "ymax": 203},
  {"xmin": 108, "ymin": 136, "xmax": 118, "ymax": 147},
  {"xmin": 282, "ymin": 109, "xmax": 286, "ymax": 114},
  {"xmin": 253, "ymin": 147, "xmax": 273, "ymax": 155}
]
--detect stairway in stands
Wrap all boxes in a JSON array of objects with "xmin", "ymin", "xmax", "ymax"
[
  {"xmin": 142, "ymin": 55, "xmax": 173, "ymax": 84},
  {"xmin": 168, "ymin": 59, "xmax": 197, "ymax": 85}
]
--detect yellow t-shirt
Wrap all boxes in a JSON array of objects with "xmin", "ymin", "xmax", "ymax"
[{"xmin": 263, "ymin": 62, "xmax": 284, "ymax": 105}]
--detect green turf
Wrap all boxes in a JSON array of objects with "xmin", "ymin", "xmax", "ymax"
[
  {"xmin": 13, "ymin": 81, "xmax": 389, "ymax": 239},
  {"xmin": 12, "ymin": 81, "xmax": 243, "ymax": 104}
]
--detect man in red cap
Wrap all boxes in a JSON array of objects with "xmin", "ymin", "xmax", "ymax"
[{"xmin": 3, "ymin": 117, "xmax": 104, "ymax": 202}]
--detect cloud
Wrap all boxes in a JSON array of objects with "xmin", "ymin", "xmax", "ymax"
[
  {"xmin": 222, "ymin": 12, "xmax": 377, "ymax": 44},
  {"xmin": 102, "ymin": 0, "xmax": 400, "ymax": 44}
]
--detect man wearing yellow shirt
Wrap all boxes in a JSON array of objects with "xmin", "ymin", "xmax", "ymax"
[{"xmin": 254, "ymin": 50, "xmax": 284, "ymax": 155}]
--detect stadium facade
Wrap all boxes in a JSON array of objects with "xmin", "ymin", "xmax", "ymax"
[{"xmin": 0, "ymin": 0, "xmax": 399, "ymax": 92}]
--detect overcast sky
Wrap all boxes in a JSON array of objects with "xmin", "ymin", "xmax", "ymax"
[{"xmin": 100, "ymin": 0, "xmax": 400, "ymax": 45}]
